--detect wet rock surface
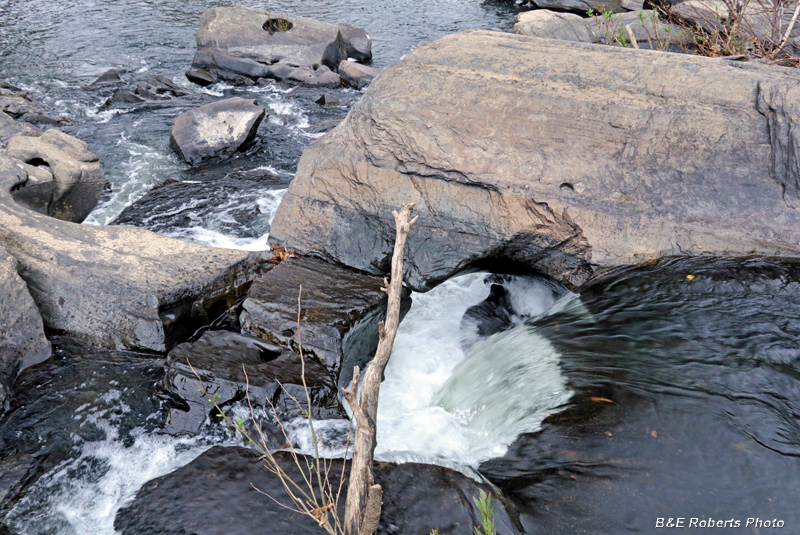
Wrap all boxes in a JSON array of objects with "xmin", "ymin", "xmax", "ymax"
[
  {"xmin": 7, "ymin": 129, "xmax": 107, "ymax": 222},
  {"xmin": 169, "ymin": 97, "xmax": 267, "ymax": 166},
  {"xmin": 112, "ymin": 165, "xmax": 291, "ymax": 242},
  {"xmin": 270, "ymin": 31, "xmax": 800, "ymax": 292},
  {"xmin": 241, "ymin": 256, "xmax": 409, "ymax": 377},
  {"xmin": 478, "ymin": 257, "xmax": 800, "ymax": 534},
  {"xmin": 88, "ymin": 68, "xmax": 125, "ymax": 88},
  {"xmin": 160, "ymin": 330, "xmax": 342, "ymax": 436},
  {"xmin": 0, "ymin": 246, "xmax": 50, "ymax": 408},
  {"xmin": 0, "ymin": 152, "xmax": 268, "ymax": 351},
  {"xmin": 114, "ymin": 445, "xmax": 522, "ymax": 535},
  {"xmin": 135, "ymin": 76, "xmax": 190, "ymax": 101}
]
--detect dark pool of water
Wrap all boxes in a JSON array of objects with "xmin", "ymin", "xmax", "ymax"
[{"xmin": 481, "ymin": 257, "xmax": 800, "ymax": 534}]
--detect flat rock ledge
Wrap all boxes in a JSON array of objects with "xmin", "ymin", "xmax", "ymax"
[
  {"xmin": 160, "ymin": 330, "xmax": 342, "ymax": 437},
  {"xmin": 114, "ymin": 446, "xmax": 523, "ymax": 535},
  {"xmin": 241, "ymin": 256, "xmax": 410, "ymax": 384},
  {"xmin": 269, "ymin": 31, "xmax": 800, "ymax": 291},
  {"xmin": 0, "ymin": 152, "xmax": 268, "ymax": 351}
]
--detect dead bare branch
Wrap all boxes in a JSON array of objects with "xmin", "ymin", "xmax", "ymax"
[{"xmin": 343, "ymin": 203, "xmax": 417, "ymax": 535}]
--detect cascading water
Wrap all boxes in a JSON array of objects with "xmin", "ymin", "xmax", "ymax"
[{"xmin": 370, "ymin": 272, "xmax": 576, "ymax": 468}]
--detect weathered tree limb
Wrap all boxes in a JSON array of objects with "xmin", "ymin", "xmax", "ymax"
[{"xmin": 343, "ymin": 203, "xmax": 417, "ymax": 535}]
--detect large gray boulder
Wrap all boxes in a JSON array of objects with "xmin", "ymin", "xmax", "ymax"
[
  {"xmin": 269, "ymin": 31, "xmax": 800, "ymax": 291},
  {"xmin": 6, "ymin": 129, "xmax": 107, "ymax": 222},
  {"xmin": 189, "ymin": 6, "xmax": 348, "ymax": 86},
  {"xmin": 514, "ymin": 9, "xmax": 681, "ymax": 46},
  {"xmin": 514, "ymin": 10, "xmax": 594, "ymax": 42},
  {"xmin": 0, "ymin": 152, "xmax": 267, "ymax": 351},
  {"xmin": 0, "ymin": 246, "xmax": 50, "ymax": 407},
  {"xmin": 339, "ymin": 23, "xmax": 373, "ymax": 61},
  {"xmin": 169, "ymin": 97, "xmax": 266, "ymax": 166}
]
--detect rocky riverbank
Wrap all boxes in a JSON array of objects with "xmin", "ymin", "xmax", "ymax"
[{"xmin": 3, "ymin": 2, "xmax": 800, "ymax": 533}]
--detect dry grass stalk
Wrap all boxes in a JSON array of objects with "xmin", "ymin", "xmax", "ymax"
[{"xmin": 191, "ymin": 286, "xmax": 350, "ymax": 535}]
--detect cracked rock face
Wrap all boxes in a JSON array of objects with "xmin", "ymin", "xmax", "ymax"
[
  {"xmin": 169, "ymin": 97, "xmax": 266, "ymax": 166},
  {"xmin": 269, "ymin": 31, "xmax": 800, "ymax": 291}
]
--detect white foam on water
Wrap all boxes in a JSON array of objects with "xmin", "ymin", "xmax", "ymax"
[
  {"xmin": 6, "ymin": 400, "xmax": 212, "ymax": 535},
  {"xmin": 372, "ymin": 272, "xmax": 574, "ymax": 467},
  {"xmin": 157, "ymin": 188, "xmax": 286, "ymax": 250},
  {"xmin": 83, "ymin": 129, "xmax": 184, "ymax": 226},
  {"xmin": 290, "ymin": 272, "xmax": 574, "ymax": 469},
  {"xmin": 163, "ymin": 226, "xmax": 271, "ymax": 251},
  {"xmin": 263, "ymin": 93, "xmax": 311, "ymax": 130}
]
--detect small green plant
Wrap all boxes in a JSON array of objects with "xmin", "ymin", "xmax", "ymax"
[
  {"xmin": 637, "ymin": 9, "xmax": 688, "ymax": 52},
  {"xmin": 587, "ymin": 9, "xmax": 631, "ymax": 47},
  {"xmin": 473, "ymin": 489, "xmax": 497, "ymax": 535}
]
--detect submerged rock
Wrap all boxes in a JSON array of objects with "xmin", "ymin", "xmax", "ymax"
[
  {"xmin": 135, "ymin": 76, "xmax": 190, "ymax": 100},
  {"xmin": 114, "ymin": 446, "xmax": 522, "ymax": 535},
  {"xmin": 160, "ymin": 330, "xmax": 341, "ymax": 436},
  {"xmin": 190, "ymin": 7, "xmax": 347, "ymax": 86},
  {"xmin": 338, "ymin": 60, "xmax": 379, "ymax": 89},
  {"xmin": 88, "ymin": 68, "xmax": 125, "ymax": 87},
  {"xmin": 170, "ymin": 97, "xmax": 267, "ymax": 166},
  {"xmin": 111, "ymin": 166, "xmax": 289, "ymax": 241},
  {"xmin": 0, "ymin": 152, "xmax": 267, "ymax": 351},
  {"xmin": 7, "ymin": 129, "xmax": 107, "ymax": 222},
  {"xmin": 269, "ymin": 31, "xmax": 800, "ymax": 291},
  {"xmin": 0, "ymin": 246, "xmax": 50, "ymax": 408},
  {"xmin": 241, "ymin": 256, "xmax": 410, "ymax": 382}
]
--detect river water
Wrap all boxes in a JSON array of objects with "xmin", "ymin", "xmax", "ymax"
[{"xmin": 2, "ymin": 1, "xmax": 800, "ymax": 534}]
